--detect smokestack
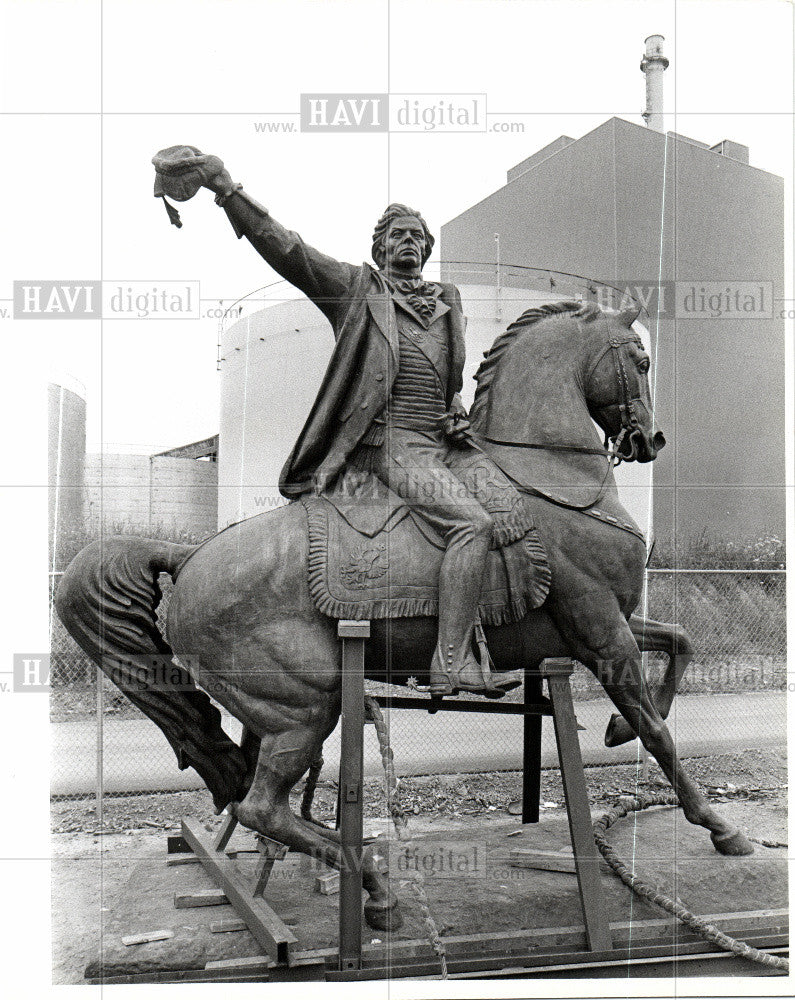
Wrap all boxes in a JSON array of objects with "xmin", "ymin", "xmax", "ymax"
[{"xmin": 640, "ymin": 34, "xmax": 669, "ymax": 132}]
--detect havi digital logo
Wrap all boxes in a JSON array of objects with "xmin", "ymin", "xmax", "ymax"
[
  {"xmin": 14, "ymin": 281, "xmax": 101, "ymax": 319},
  {"xmin": 300, "ymin": 93, "xmax": 387, "ymax": 132}
]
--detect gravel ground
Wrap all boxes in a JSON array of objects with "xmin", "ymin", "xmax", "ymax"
[{"xmin": 51, "ymin": 747, "xmax": 787, "ymax": 835}]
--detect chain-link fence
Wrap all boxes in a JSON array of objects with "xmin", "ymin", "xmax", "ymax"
[{"xmin": 50, "ymin": 568, "xmax": 787, "ymax": 805}]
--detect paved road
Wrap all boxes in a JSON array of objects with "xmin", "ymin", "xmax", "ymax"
[{"xmin": 51, "ymin": 691, "xmax": 786, "ymax": 797}]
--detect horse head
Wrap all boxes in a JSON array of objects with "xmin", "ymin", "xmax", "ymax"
[
  {"xmin": 471, "ymin": 300, "xmax": 665, "ymax": 466},
  {"xmin": 581, "ymin": 305, "xmax": 666, "ymax": 463}
]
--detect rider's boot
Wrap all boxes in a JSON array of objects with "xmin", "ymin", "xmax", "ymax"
[
  {"xmin": 428, "ymin": 534, "xmax": 522, "ymax": 698},
  {"xmin": 429, "ymin": 633, "xmax": 521, "ymax": 698}
]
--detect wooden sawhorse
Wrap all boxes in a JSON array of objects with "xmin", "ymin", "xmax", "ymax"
[{"xmin": 336, "ymin": 622, "xmax": 613, "ymax": 969}]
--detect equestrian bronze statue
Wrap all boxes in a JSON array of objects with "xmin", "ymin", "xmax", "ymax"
[{"xmin": 55, "ymin": 147, "xmax": 753, "ymax": 934}]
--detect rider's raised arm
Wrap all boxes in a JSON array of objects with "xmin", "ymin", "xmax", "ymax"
[{"xmin": 215, "ymin": 184, "xmax": 356, "ymax": 326}]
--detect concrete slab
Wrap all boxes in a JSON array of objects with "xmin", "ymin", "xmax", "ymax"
[{"xmin": 84, "ymin": 801, "xmax": 787, "ymax": 980}]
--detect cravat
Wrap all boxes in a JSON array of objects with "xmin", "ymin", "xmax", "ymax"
[{"xmin": 389, "ymin": 276, "xmax": 438, "ymax": 322}]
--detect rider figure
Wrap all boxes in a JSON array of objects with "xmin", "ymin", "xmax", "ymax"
[{"xmin": 192, "ymin": 156, "xmax": 518, "ymax": 698}]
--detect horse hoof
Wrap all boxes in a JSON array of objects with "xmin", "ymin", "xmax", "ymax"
[
  {"xmin": 604, "ymin": 713, "xmax": 635, "ymax": 748},
  {"xmin": 711, "ymin": 828, "xmax": 754, "ymax": 856},
  {"xmin": 364, "ymin": 896, "xmax": 403, "ymax": 932}
]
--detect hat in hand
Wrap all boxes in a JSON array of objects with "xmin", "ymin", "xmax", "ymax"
[{"xmin": 152, "ymin": 145, "xmax": 225, "ymax": 227}]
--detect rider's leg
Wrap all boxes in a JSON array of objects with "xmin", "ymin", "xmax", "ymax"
[{"xmin": 372, "ymin": 429, "xmax": 520, "ymax": 696}]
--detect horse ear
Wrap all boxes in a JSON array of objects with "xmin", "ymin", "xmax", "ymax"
[{"xmin": 618, "ymin": 305, "xmax": 641, "ymax": 328}]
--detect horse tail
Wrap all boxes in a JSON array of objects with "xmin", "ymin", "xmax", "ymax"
[
  {"xmin": 54, "ymin": 536, "xmax": 247, "ymax": 811},
  {"xmin": 604, "ymin": 614, "xmax": 694, "ymax": 748}
]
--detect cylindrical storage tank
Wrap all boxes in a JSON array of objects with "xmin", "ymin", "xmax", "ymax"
[
  {"xmin": 219, "ymin": 268, "xmax": 653, "ymax": 540},
  {"xmin": 48, "ymin": 378, "xmax": 86, "ymax": 572},
  {"xmin": 218, "ymin": 290, "xmax": 334, "ymax": 527}
]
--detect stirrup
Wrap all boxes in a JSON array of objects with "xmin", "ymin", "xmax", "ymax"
[{"xmin": 474, "ymin": 617, "xmax": 522, "ymax": 697}]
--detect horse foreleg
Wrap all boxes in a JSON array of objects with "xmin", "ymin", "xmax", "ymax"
[
  {"xmin": 551, "ymin": 590, "xmax": 753, "ymax": 856},
  {"xmin": 230, "ymin": 722, "xmax": 402, "ymax": 931},
  {"xmin": 605, "ymin": 615, "xmax": 694, "ymax": 747}
]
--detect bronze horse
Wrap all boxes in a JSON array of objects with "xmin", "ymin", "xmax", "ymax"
[{"xmin": 56, "ymin": 302, "xmax": 752, "ymax": 932}]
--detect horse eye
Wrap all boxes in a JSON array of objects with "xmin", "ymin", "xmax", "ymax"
[{"xmin": 638, "ymin": 358, "xmax": 650, "ymax": 374}]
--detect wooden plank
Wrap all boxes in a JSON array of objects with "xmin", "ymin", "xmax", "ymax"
[
  {"xmin": 122, "ymin": 929, "xmax": 174, "ymax": 946},
  {"xmin": 315, "ymin": 872, "xmax": 340, "ymax": 896},
  {"xmin": 210, "ymin": 918, "xmax": 247, "ymax": 934},
  {"xmin": 166, "ymin": 855, "xmax": 200, "ymax": 867},
  {"xmin": 544, "ymin": 659, "xmax": 612, "ymax": 953},
  {"xmin": 174, "ymin": 889, "xmax": 229, "ymax": 909},
  {"xmin": 205, "ymin": 955, "xmax": 270, "ymax": 972},
  {"xmin": 213, "ymin": 814, "xmax": 238, "ymax": 851},
  {"xmin": 181, "ymin": 816, "xmax": 298, "ymax": 966}
]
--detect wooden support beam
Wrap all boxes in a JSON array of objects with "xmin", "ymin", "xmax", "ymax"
[
  {"xmin": 213, "ymin": 814, "xmax": 238, "ymax": 851},
  {"xmin": 337, "ymin": 620, "xmax": 369, "ymax": 972},
  {"xmin": 181, "ymin": 816, "xmax": 298, "ymax": 966},
  {"xmin": 315, "ymin": 872, "xmax": 341, "ymax": 896},
  {"xmin": 543, "ymin": 658, "xmax": 612, "ymax": 952},
  {"xmin": 204, "ymin": 955, "xmax": 270, "ymax": 974},
  {"xmin": 253, "ymin": 837, "xmax": 288, "ymax": 898},
  {"xmin": 174, "ymin": 889, "xmax": 229, "ymax": 909},
  {"xmin": 165, "ymin": 854, "xmax": 200, "ymax": 867},
  {"xmin": 210, "ymin": 918, "xmax": 247, "ymax": 934}
]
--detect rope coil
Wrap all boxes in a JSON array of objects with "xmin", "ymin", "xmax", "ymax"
[
  {"xmin": 323, "ymin": 698, "xmax": 784, "ymax": 976},
  {"xmin": 593, "ymin": 791, "xmax": 789, "ymax": 972}
]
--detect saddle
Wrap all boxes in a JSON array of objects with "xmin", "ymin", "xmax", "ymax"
[{"xmin": 302, "ymin": 450, "xmax": 551, "ymax": 625}]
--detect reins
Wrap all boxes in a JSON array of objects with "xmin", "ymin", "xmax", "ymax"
[{"xmin": 471, "ymin": 429, "xmax": 626, "ymax": 512}]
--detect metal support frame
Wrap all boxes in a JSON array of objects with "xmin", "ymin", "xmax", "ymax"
[
  {"xmin": 522, "ymin": 671, "xmax": 544, "ymax": 823},
  {"xmin": 335, "ymin": 645, "xmax": 612, "ymax": 968},
  {"xmin": 171, "ymin": 647, "xmax": 610, "ymax": 973}
]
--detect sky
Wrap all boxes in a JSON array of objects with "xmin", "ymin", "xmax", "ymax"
[{"xmin": 2, "ymin": 0, "xmax": 792, "ymax": 452}]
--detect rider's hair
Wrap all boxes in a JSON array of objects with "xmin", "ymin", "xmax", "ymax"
[{"xmin": 371, "ymin": 204, "xmax": 435, "ymax": 269}]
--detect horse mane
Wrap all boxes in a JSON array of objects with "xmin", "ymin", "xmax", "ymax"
[{"xmin": 470, "ymin": 300, "xmax": 584, "ymax": 422}]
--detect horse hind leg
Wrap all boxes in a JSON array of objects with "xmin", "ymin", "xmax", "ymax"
[
  {"xmin": 230, "ymin": 721, "xmax": 402, "ymax": 931},
  {"xmin": 605, "ymin": 615, "xmax": 694, "ymax": 748}
]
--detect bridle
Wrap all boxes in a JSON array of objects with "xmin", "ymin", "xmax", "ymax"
[{"xmin": 585, "ymin": 314, "xmax": 648, "ymax": 462}]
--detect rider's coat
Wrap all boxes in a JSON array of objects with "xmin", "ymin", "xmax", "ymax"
[{"xmin": 222, "ymin": 193, "xmax": 467, "ymax": 497}]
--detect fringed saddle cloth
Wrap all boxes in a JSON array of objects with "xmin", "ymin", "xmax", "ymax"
[{"xmin": 302, "ymin": 449, "xmax": 551, "ymax": 626}]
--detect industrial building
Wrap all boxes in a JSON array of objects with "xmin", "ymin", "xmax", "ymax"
[{"xmin": 440, "ymin": 37, "xmax": 785, "ymax": 552}]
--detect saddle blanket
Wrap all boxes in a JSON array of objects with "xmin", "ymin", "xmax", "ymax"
[{"xmin": 302, "ymin": 460, "xmax": 551, "ymax": 625}]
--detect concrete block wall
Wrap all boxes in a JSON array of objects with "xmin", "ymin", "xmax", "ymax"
[{"xmin": 85, "ymin": 453, "xmax": 217, "ymax": 539}]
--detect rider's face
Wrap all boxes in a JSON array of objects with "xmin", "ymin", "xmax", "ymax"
[{"xmin": 384, "ymin": 216, "xmax": 426, "ymax": 273}]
